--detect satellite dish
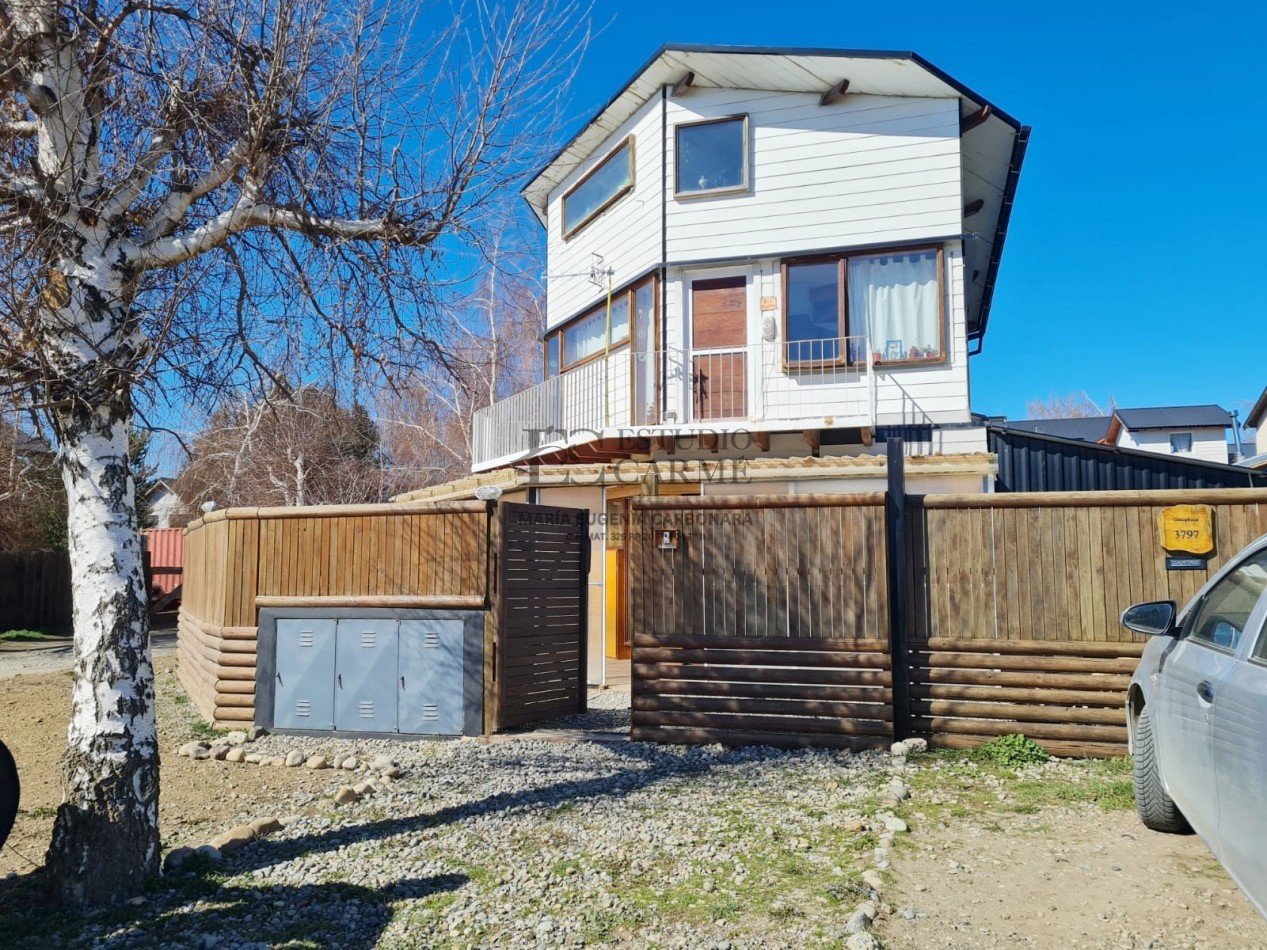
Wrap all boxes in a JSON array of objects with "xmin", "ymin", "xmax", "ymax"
[{"xmin": 474, "ymin": 485, "xmax": 503, "ymax": 501}]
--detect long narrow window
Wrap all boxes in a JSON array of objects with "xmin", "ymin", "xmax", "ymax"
[
  {"xmin": 562, "ymin": 138, "xmax": 634, "ymax": 238},
  {"xmin": 547, "ymin": 276, "xmax": 655, "ymax": 372},
  {"xmin": 782, "ymin": 246, "xmax": 944, "ymax": 365}
]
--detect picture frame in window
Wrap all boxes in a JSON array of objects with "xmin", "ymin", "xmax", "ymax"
[{"xmin": 884, "ymin": 339, "xmax": 904, "ymax": 362}]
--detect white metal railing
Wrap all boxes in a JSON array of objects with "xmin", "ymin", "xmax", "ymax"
[{"xmin": 472, "ymin": 336, "xmax": 875, "ymax": 470}]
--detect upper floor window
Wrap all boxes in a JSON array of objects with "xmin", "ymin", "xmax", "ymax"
[
  {"xmin": 782, "ymin": 247, "xmax": 944, "ymax": 366},
  {"xmin": 675, "ymin": 116, "xmax": 748, "ymax": 197},
  {"xmin": 1170, "ymin": 432, "xmax": 1194, "ymax": 453},
  {"xmin": 562, "ymin": 138, "xmax": 634, "ymax": 238}
]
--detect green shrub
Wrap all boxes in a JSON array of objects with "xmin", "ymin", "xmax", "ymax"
[
  {"xmin": 0, "ymin": 629, "xmax": 51, "ymax": 643},
  {"xmin": 977, "ymin": 734, "xmax": 1049, "ymax": 769}
]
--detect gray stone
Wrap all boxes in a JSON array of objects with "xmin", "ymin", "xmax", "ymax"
[
  {"xmin": 285, "ymin": 751, "xmax": 305, "ymax": 767},
  {"xmin": 903, "ymin": 737, "xmax": 928, "ymax": 753},
  {"xmin": 177, "ymin": 741, "xmax": 206, "ymax": 758},
  {"xmin": 888, "ymin": 783, "xmax": 910, "ymax": 800},
  {"xmin": 247, "ymin": 725, "xmax": 265, "ymax": 741},
  {"xmin": 163, "ymin": 846, "xmax": 195, "ymax": 873},
  {"xmin": 194, "ymin": 844, "xmax": 222, "ymax": 863},
  {"xmin": 845, "ymin": 908, "xmax": 873, "ymax": 934},
  {"xmin": 845, "ymin": 934, "xmax": 880, "ymax": 950},
  {"xmin": 191, "ymin": 747, "xmax": 211, "ymax": 760},
  {"xmin": 889, "ymin": 741, "xmax": 908, "ymax": 756},
  {"xmin": 341, "ymin": 756, "xmax": 359, "ymax": 771},
  {"xmin": 352, "ymin": 781, "xmax": 376, "ymax": 798},
  {"xmin": 250, "ymin": 816, "xmax": 283, "ymax": 837},
  {"xmin": 861, "ymin": 870, "xmax": 885, "ymax": 893},
  {"xmin": 370, "ymin": 755, "xmax": 394, "ymax": 771},
  {"xmin": 209, "ymin": 824, "xmax": 256, "ymax": 855},
  {"xmin": 882, "ymin": 816, "xmax": 909, "ymax": 834},
  {"xmin": 330, "ymin": 753, "xmax": 348, "ymax": 769},
  {"xmin": 382, "ymin": 766, "xmax": 402, "ymax": 779},
  {"xmin": 305, "ymin": 755, "xmax": 329, "ymax": 770},
  {"xmin": 333, "ymin": 786, "xmax": 360, "ymax": 806},
  {"xmin": 901, "ymin": 907, "xmax": 918, "ymax": 920},
  {"xmin": 244, "ymin": 753, "xmax": 263, "ymax": 764},
  {"xmin": 225, "ymin": 748, "xmax": 247, "ymax": 763},
  {"xmin": 224, "ymin": 730, "xmax": 248, "ymax": 746}
]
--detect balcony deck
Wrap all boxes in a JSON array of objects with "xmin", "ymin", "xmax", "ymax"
[{"xmin": 472, "ymin": 337, "xmax": 876, "ymax": 472}]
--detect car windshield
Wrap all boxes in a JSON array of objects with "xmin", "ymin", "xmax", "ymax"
[{"xmin": 1186, "ymin": 550, "xmax": 1267, "ymax": 651}]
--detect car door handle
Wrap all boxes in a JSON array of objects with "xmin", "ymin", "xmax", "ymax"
[{"xmin": 1197, "ymin": 680, "xmax": 1215, "ymax": 703}]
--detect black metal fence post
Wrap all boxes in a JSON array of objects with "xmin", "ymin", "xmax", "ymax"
[{"xmin": 886, "ymin": 438, "xmax": 912, "ymax": 741}]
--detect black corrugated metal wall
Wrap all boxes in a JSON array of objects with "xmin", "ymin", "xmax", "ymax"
[{"xmin": 988, "ymin": 427, "xmax": 1267, "ymax": 493}]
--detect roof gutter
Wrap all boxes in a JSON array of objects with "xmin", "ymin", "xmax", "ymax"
[{"xmin": 967, "ymin": 124, "xmax": 1030, "ymax": 355}]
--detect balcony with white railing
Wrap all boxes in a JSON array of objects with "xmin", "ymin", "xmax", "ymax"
[{"xmin": 471, "ymin": 336, "xmax": 876, "ymax": 471}]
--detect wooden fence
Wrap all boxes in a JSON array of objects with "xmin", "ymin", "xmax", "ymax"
[
  {"xmin": 179, "ymin": 501, "xmax": 493, "ymax": 726},
  {"xmin": 0, "ymin": 550, "xmax": 71, "ymax": 631},
  {"xmin": 141, "ymin": 528, "xmax": 184, "ymax": 606},
  {"xmin": 630, "ymin": 495, "xmax": 893, "ymax": 747},
  {"xmin": 630, "ymin": 486, "xmax": 1267, "ymax": 756}
]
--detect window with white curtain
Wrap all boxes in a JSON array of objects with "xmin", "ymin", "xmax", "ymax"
[
  {"xmin": 782, "ymin": 246, "xmax": 944, "ymax": 365},
  {"xmin": 847, "ymin": 250, "xmax": 942, "ymax": 363}
]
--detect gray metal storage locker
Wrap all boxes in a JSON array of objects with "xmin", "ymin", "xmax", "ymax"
[
  {"xmin": 273, "ymin": 619, "xmax": 336, "ymax": 729},
  {"xmin": 398, "ymin": 618, "xmax": 464, "ymax": 734},
  {"xmin": 334, "ymin": 618, "xmax": 398, "ymax": 732}
]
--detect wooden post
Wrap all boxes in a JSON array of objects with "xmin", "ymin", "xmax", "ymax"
[
  {"xmin": 886, "ymin": 438, "xmax": 912, "ymax": 741},
  {"xmin": 578, "ymin": 508, "xmax": 590, "ymax": 713}
]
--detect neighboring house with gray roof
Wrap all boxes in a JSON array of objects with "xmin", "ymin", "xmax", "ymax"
[
  {"xmin": 1105, "ymin": 405, "xmax": 1233, "ymax": 465},
  {"xmin": 993, "ymin": 416, "xmax": 1111, "ymax": 443}
]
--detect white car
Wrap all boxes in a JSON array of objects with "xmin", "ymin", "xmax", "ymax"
[{"xmin": 1123, "ymin": 534, "xmax": 1267, "ymax": 917}]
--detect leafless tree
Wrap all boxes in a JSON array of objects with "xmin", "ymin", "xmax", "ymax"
[
  {"xmin": 175, "ymin": 387, "xmax": 390, "ymax": 509},
  {"xmin": 0, "ymin": 411, "xmax": 66, "ymax": 549},
  {"xmin": 0, "ymin": 0, "xmax": 587, "ymax": 905},
  {"xmin": 1025, "ymin": 391, "xmax": 1113, "ymax": 419},
  {"xmin": 380, "ymin": 226, "xmax": 544, "ymax": 487}
]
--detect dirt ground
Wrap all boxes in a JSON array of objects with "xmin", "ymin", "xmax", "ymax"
[
  {"xmin": 3, "ymin": 642, "xmax": 1266, "ymax": 947},
  {"xmin": 881, "ymin": 803, "xmax": 1267, "ymax": 949},
  {"xmin": 0, "ymin": 651, "xmax": 345, "ymax": 879}
]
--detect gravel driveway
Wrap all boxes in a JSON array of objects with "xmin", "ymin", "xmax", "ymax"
[{"xmin": 7, "ymin": 690, "xmax": 895, "ymax": 949}]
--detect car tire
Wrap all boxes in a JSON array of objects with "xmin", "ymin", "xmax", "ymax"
[
  {"xmin": 0, "ymin": 739, "xmax": 19, "ymax": 852},
  {"xmin": 1133, "ymin": 706, "xmax": 1190, "ymax": 834}
]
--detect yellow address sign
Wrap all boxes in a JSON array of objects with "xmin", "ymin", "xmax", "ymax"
[{"xmin": 1158, "ymin": 504, "xmax": 1215, "ymax": 556}]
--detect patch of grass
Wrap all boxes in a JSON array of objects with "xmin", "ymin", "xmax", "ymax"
[
  {"xmin": 188, "ymin": 719, "xmax": 223, "ymax": 740},
  {"xmin": 20, "ymin": 805, "xmax": 56, "ymax": 819},
  {"xmin": 976, "ymin": 734, "xmax": 1050, "ymax": 769},
  {"xmin": 0, "ymin": 629, "xmax": 52, "ymax": 643}
]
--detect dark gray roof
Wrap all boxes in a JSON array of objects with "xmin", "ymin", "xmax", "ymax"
[
  {"xmin": 1113, "ymin": 405, "xmax": 1231, "ymax": 431},
  {"xmin": 994, "ymin": 416, "xmax": 1111, "ymax": 442}
]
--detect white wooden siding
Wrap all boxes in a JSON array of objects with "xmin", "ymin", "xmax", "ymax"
[
  {"xmin": 1117, "ymin": 427, "xmax": 1230, "ymax": 465},
  {"xmin": 664, "ymin": 89, "xmax": 961, "ymax": 261},
  {"xmin": 545, "ymin": 95, "xmax": 662, "ymax": 331}
]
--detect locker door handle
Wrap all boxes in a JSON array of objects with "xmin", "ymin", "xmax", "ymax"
[
  {"xmin": 276, "ymin": 672, "xmax": 282, "ymax": 685},
  {"xmin": 337, "ymin": 674, "xmax": 342, "ymax": 689},
  {"xmin": 400, "ymin": 676, "xmax": 405, "ymax": 690}
]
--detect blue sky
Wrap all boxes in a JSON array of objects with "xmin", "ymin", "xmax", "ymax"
[{"xmin": 552, "ymin": 0, "xmax": 1267, "ymax": 424}]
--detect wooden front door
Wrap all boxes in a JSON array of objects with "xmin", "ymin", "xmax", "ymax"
[{"xmin": 690, "ymin": 276, "xmax": 747, "ymax": 420}]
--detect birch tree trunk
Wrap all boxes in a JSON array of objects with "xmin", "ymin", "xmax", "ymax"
[{"xmin": 40, "ymin": 268, "xmax": 159, "ymax": 905}]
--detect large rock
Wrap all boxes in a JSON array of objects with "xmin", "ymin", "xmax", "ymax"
[
  {"xmin": 225, "ymin": 748, "xmax": 247, "ymax": 763},
  {"xmin": 903, "ymin": 737, "xmax": 929, "ymax": 753},
  {"xmin": 249, "ymin": 816, "xmax": 282, "ymax": 838},
  {"xmin": 285, "ymin": 751, "xmax": 305, "ymax": 767},
  {"xmin": 305, "ymin": 755, "xmax": 329, "ymax": 770},
  {"xmin": 210, "ymin": 745, "xmax": 229, "ymax": 761},
  {"xmin": 194, "ymin": 844, "xmax": 222, "ymax": 863},
  {"xmin": 340, "ymin": 756, "xmax": 359, "ymax": 771},
  {"xmin": 333, "ymin": 786, "xmax": 360, "ymax": 806},
  {"xmin": 845, "ymin": 934, "xmax": 880, "ymax": 950},
  {"xmin": 163, "ymin": 846, "xmax": 195, "ymax": 873},
  {"xmin": 224, "ymin": 730, "xmax": 248, "ymax": 747},
  {"xmin": 352, "ymin": 781, "xmax": 376, "ymax": 798},
  {"xmin": 370, "ymin": 755, "xmax": 394, "ymax": 771},
  {"xmin": 191, "ymin": 746, "xmax": 211, "ymax": 761},
  {"xmin": 882, "ymin": 816, "xmax": 909, "ymax": 834},
  {"xmin": 177, "ymin": 741, "xmax": 207, "ymax": 758},
  {"xmin": 861, "ymin": 870, "xmax": 885, "ymax": 894},
  {"xmin": 209, "ymin": 825, "xmax": 256, "ymax": 855}
]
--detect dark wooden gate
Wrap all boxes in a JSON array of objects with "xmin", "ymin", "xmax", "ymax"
[{"xmin": 489, "ymin": 503, "xmax": 589, "ymax": 731}]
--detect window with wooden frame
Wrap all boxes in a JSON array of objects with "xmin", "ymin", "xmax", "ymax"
[
  {"xmin": 675, "ymin": 115, "xmax": 749, "ymax": 197},
  {"xmin": 561, "ymin": 137, "xmax": 635, "ymax": 239},
  {"xmin": 782, "ymin": 246, "xmax": 945, "ymax": 366},
  {"xmin": 545, "ymin": 275, "xmax": 657, "ymax": 374}
]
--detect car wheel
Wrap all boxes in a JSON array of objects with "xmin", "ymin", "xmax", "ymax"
[
  {"xmin": 1133, "ymin": 705, "xmax": 1190, "ymax": 834},
  {"xmin": 0, "ymin": 739, "xmax": 19, "ymax": 851}
]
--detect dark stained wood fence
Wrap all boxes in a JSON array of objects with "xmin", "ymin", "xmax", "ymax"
[
  {"xmin": 630, "ymin": 494, "xmax": 891, "ymax": 748},
  {"xmin": 630, "ymin": 486, "xmax": 1267, "ymax": 757},
  {"xmin": 0, "ymin": 551, "xmax": 71, "ymax": 631},
  {"xmin": 489, "ymin": 503, "xmax": 589, "ymax": 731}
]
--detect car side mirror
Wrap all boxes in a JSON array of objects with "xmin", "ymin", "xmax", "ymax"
[{"xmin": 1121, "ymin": 601, "xmax": 1177, "ymax": 637}]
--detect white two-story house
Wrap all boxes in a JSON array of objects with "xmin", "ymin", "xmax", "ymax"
[{"xmin": 402, "ymin": 45, "xmax": 1030, "ymax": 671}]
